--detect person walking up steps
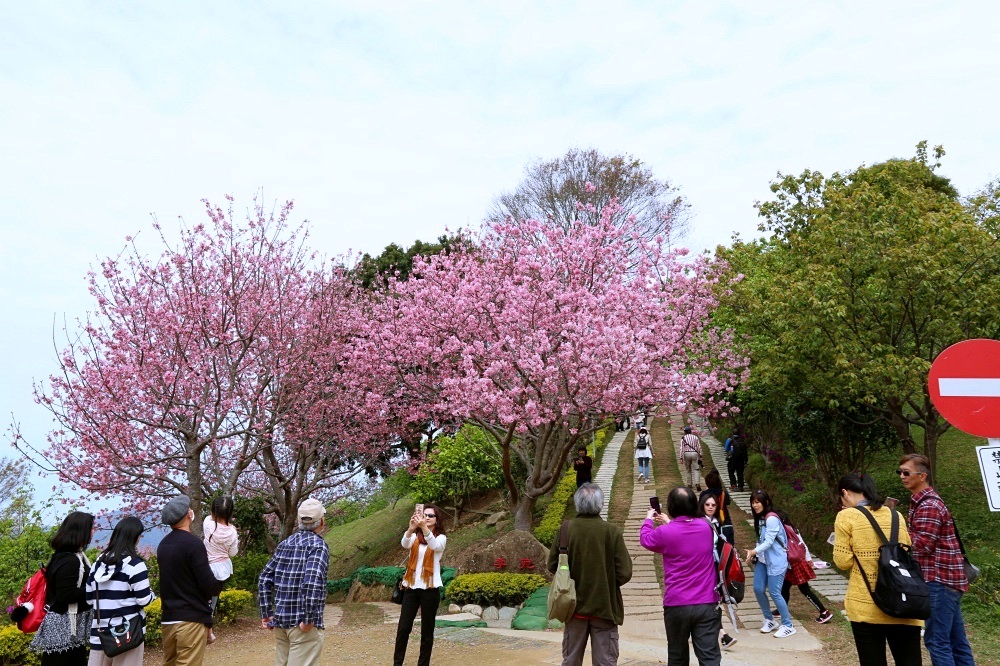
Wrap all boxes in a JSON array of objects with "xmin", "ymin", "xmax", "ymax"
[
  {"xmin": 679, "ymin": 426, "xmax": 703, "ymax": 491},
  {"xmin": 635, "ymin": 428, "xmax": 653, "ymax": 483}
]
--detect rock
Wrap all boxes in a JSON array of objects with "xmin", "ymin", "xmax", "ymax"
[
  {"xmin": 485, "ymin": 511, "xmax": 507, "ymax": 526},
  {"xmin": 498, "ymin": 606, "xmax": 517, "ymax": 620},
  {"xmin": 447, "ymin": 530, "xmax": 552, "ymax": 578},
  {"xmin": 448, "ymin": 604, "xmax": 462, "ymax": 614},
  {"xmin": 461, "ymin": 604, "xmax": 483, "ymax": 616},
  {"xmin": 481, "ymin": 606, "xmax": 500, "ymax": 620}
]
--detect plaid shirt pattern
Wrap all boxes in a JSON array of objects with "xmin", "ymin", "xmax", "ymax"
[
  {"xmin": 258, "ymin": 529, "xmax": 330, "ymax": 628},
  {"xmin": 908, "ymin": 487, "xmax": 968, "ymax": 592}
]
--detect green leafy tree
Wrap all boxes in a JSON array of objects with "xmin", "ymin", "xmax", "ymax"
[
  {"xmin": 411, "ymin": 425, "xmax": 504, "ymax": 528},
  {"xmin": 720, "ymin": 143, "xmax": 1000, "ymax": 476},
  {"xmin": 0, "ymin": 497, "xmax": 51, "ymax": 610}
]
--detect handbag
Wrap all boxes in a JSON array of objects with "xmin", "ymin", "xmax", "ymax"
[
  {"xmin": 94, "ymin": 580, "xmax": 145, "ymax": 657},
  {"xmin": 390, "ymin": 579, "xmax": 405, "ymax": 604},
  {"xmin": 547, "ymin": 520, "xmax": 577, "ymax": 622},
  {"xmin": 952, "ymin": 522, "xmax": 980, "ymax": 584},
  {"xmin": 29, "ymin": 554, "xmax": 92, "ymax": 654}
]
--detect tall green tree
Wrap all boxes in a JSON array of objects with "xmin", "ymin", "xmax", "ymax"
[{"xmin": 720, "ymin": 143, "xmax": 1000, "ymax": 476}]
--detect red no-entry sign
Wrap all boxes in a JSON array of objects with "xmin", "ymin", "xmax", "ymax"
[{"xmin": 928, "ymin": 339, "xmax": 1000, "ymax": 438}]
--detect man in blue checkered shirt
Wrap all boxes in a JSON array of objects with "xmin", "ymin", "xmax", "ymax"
[{"xmin": 258, "ymin": 498, "xmax": 331, "ymax": 665}]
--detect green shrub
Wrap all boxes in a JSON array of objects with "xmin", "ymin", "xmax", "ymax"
[
  {"xmin": 228, "ymin": 553, "xmax": 270, "ymax": 594},
  {"xmin": 216, "ymin": 589, "xmax": 254, "ymax": 624},
  {"xmin": 0, "ymin": 624, "xmax": 38, "ymax": 666},
  {"xmin": 145, "ymin": 555, "xmax": 159, "ymax": 595},
  {"xmin": 145, "ymin": 597, "xmax": 163, "ymax": 646},
  {"xmin": 327, "ymin": 566, "xmax": 457, "ymax": 596},
  {"xmin": 412, "ymin": 425, "xmax": 505, "ymax": 505},
  {"xmin": 534, "ymin": 426, "xmax": 612, "ymax": 545},
  {"xmin": 446, "ymin": 572, "xmax": 546, "ymax": 607}
]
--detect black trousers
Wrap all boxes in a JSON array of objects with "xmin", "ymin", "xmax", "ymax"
[
  {"xmin": 850, "ymin": 621, "xmax": 922, "ymax": 666},
  {"xmin": 394, "ymin": 586, "xmax": 441, "ymax": 666},
  {"xmin": 662, "ymin": 604, "xmax": 721, "ymax": 666},
  {"xmin": 781, "ymin": 579, "xmax": 826, "ymax": 613}
]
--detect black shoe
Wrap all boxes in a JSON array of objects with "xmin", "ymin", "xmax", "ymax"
[{"xmin": 721, "ymin": 634, "xmax": 737, "ymax": 650}]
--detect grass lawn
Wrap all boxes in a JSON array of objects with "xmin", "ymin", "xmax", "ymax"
[{"xmin": 325, "ymin": 496, "xmax": 417, "ymax": 578}]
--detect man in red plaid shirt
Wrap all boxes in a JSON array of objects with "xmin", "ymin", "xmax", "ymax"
[{"xmin": 899, "ymin": 453, "xmax": 975, "ymax": 666}]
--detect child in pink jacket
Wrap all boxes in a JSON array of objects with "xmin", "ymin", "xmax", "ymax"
[{"xmin": 203, "ymin": 496, "xmax": 239, "ymax": 643}]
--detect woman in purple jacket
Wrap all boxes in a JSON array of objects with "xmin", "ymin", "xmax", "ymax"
[{"xmin": 640, "ymin": 486, "xmax": 722, "ymax": 666}]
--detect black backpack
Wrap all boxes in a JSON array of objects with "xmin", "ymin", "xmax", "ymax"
[
  {"xmin": 636, "ymin": 434, "xmax": 648, "ymax": 450},
  {"xmin": 852, "ymin": 506, "xmax": 931, "ymax": 620}
]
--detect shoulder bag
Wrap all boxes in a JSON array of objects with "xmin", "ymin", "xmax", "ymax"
[
  {"xmin": 95, "ymin": 575, "xmax": 145, "ymax": 657},
  {"xmin": 547, "ymin": 520, "xmax": 577, "ymax": 623}
]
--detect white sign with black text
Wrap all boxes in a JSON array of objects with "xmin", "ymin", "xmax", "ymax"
[{"xmin": 976, "ymin": 439, "xmax": 1000, "ymax": 511}]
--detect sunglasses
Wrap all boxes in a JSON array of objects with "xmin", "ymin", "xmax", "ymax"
[
  {"xmin": 423, "ymin": 513, "xmax": 436, "ymax": 519},
  {"xmin": 895, "ymin": 468, "xmax": 924, "ymax": 477}
]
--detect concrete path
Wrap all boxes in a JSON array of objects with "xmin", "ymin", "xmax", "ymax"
[{"xmin": 595, "ymin": 428, "xmax": 630, "ymax": 520}]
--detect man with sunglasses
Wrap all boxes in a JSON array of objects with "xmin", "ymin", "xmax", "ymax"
[{"xmin": 898, "ymin": 454, "xmax": 975, "ymax": 666}]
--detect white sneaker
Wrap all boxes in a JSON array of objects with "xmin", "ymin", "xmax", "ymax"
[
  {"xmin": 774, "ymin": 625, "xmax": 797, "ymax": 639},
  {"xmin": 759, "ymin": 619, "xmax": 779, "ymax": 633}
]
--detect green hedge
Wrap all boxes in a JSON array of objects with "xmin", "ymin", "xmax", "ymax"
[
  {"xmin": 534, "ymin": 426, "xmax": 612, "ymax": 546},
  {"xmin": 446, "ymin": 572, "xmax": 546, "ymax": 607},
  {"xmin": 0, "ymin": 624, "xmax": 38, "ymax": 666},
  {"xmin": 326, "ymin": 566, "xmax": 457, "ymax": 596},
  {"xmin": 228, "ymin": 553, "xmax": 271, "ymax": 593}
]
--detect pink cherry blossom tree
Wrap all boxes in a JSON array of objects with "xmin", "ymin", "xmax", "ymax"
[
  {"xmin": 23, "ymin": 197, "xmax": 391, "ymax": 538},
  {"xmin": 369, "ymin": 200, "xmax": 748, "ymax": 531}
]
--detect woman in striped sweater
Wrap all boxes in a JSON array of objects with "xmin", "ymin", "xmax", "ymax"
[{"xmin": 85, "ymin": 517, "xmax": 156, "ymax": 666}]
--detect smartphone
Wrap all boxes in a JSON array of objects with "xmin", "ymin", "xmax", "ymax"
[
  {"xmin": 414, "ymin": 503, "xmax": 424, "ymax": 517},
  {"xmin": 885, "ymin": 497, "xmax": 899, "ymax": 510},
  {"xmin": 649, "ymin": 496, "xmax": 661, "ymax": 514}
]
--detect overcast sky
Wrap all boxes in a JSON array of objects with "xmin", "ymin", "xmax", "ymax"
[{"xmin": 2, "ymin": 1, "xmax": 997, "ymax": 514}]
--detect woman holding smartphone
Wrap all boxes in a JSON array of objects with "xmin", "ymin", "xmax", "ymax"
[{"xmin": 393, "ymin": 503, "xmax": 447, "ymax": 666}]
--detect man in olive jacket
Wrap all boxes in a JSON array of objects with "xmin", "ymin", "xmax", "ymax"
[{"xmin": 547, "ymin": 482, "xmax": 633, "ymax": 665}]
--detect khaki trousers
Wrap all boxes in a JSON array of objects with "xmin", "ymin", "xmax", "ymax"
[
  {"xmin": 162, "ymin": 621, "xmax": 208, "ymax": 666},
  {"xmin": 274, "ymin": 626, "xmax": 324, "ymax": 666}
]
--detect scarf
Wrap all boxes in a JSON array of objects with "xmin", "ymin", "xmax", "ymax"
[{"xmin": 403, "ymin": 531, "xmax": 436, "ymax": 588}]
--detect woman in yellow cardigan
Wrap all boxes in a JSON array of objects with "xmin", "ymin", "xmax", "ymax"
[{"xmin": 833, "ymin": 473, "xmax": 922, "ymax": 666}]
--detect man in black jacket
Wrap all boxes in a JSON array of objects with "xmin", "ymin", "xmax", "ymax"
[{"xmin": 157, "ymin": 495, "xmax": 223, "ymax": 666}]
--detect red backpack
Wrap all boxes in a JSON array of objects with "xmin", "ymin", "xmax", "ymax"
[
  {"xmin": 9, "ymin": 566, "xmax": 47, "ymax": 633},
  {"xmin": 766, "ymin": 512, "xmax": 807, "ymax": 565},
  {"xmin": 717, "ymin": 537, "xmax": 745, "ymax": 603}
]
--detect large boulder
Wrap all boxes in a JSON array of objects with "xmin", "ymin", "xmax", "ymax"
[{"xmin": 448, "ymin": 530, "xmax": 552, "ymax": 579}]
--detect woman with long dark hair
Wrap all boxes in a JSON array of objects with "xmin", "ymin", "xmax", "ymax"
[
  {"xmin": 834, "ymin": 473, "xmax": 922, "ymax": 665},
  {"xmin": 393, "ymin": 503, "xmax": 447, "ymax": 666},
  {"xmin": 30, "ymin": 511, "xmax": 95, "ymax": 666},
  {"xmin": 699, "ymin": 468, "xmax": 734, "ymax": 545},
  {"xmin": 745, "ymin": 490, "xmax": 795, "ymax": 638},
  {"xmin": 85, "ymin": 516, "xmax": 155, "ymax": 666}
]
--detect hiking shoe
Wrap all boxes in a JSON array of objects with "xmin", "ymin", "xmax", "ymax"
[
  {"xmin": 759, "ymin": 619, "xmax": 779, "ymax": 633},
  {"xmin": 729, "ymin": 484, "xmax": 736, "ymax": 490},
  {"xmin": 721, "ymin": 634, "xmax": 737, "ymax": 650},
  {"xmin": 816, "ymin": 610, "xmax": 834, "ymax": 624},
  {"xmin": 774, "ymin": 625, "xmax": 797, "ymax": 639},
  {"xmin": 772, "ymin": 609, "xmax": 781, "ymax": 617}
]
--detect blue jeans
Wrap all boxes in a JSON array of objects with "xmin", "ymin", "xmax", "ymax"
[
  {"xmin": 753, "ymin": 560, "xmax": 791, "ymax": 627},
  {"xmin": 637, "ymin": 458, "xmax": 651, "ymax": 478},
  {"xmin": 925, "ymin": 582, "xmax": 975, "ymax": 666}
]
